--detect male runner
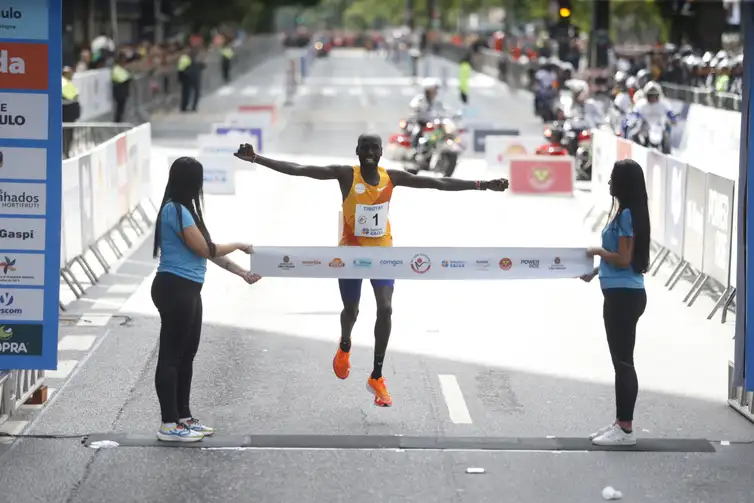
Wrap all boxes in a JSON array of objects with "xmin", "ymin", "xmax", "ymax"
[{"xmin": 234, "ymin": 135, "xmax": 507, "ymax": 407}]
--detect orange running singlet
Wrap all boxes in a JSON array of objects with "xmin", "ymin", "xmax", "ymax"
[{"xmin": 339, "ymin": 166, "xmax": 393, "ymax": 247}]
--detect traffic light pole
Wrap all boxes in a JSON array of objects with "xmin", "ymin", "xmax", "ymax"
[{"xmin": 590, "ymin": 0, "xmax": 610, "ymax": 68}]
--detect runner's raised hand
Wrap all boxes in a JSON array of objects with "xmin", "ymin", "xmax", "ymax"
[
  {"xmin": 234, "ymin": 143, "xmax": 256, "ymax": 162},
  {"xmin": 484, "ymin": 178, "xmax": 509, "ymax": 192}
]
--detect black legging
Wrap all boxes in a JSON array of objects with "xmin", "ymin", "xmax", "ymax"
[
  {"xmin": 603, "ymin": 287, "xmax": 647, "ymax": 422},
  {"xmin": 151, "ymin": 272, "xmax": 203, "ymax": 424}
]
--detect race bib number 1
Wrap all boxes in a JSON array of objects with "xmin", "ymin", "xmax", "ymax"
[{"xmin": 355, "ymin": 202, "xmax": 388, "ymax": 237}]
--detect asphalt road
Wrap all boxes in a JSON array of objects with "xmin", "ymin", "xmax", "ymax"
[{"xmin": 0, "ymin": 48, "xmax": 752, "ymax": 503}]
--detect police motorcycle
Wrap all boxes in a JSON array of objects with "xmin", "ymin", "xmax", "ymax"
[
  {"xmin": 387, "ymin": 110, "xmax": 465, "ymax": 177},
  {"xmin": 624, "ymin": 83, "xmax": 676, "ymax": 154}
]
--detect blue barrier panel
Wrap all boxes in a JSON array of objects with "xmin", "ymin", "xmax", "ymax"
[
  {"xmin": 215, "ymin": 127, "xmax": 264, "ymax": 153},
  {"xmin": 0, "ymin": 0, "xmax": 62, "ymax": 370}
]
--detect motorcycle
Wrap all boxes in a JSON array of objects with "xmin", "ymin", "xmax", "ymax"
[
  {"xmin": 628, "ymin": 114, "xmax": 671, "ymax": 154},
  {"xmin": 387, "ymin": 113, "xmax": 465, "ymax": 177},
  {"xmin": 536, "ymin": 119, "xmax": 593, "ymax": 180}
]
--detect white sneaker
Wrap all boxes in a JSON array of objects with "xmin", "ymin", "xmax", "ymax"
[
  {"xmin": 156, "ymin": 423, "xmax": 204, "ymax": 442},
  {"xmin": 591, "ymin": 424, "xmax": 636, "ymax": 446},
  {"xmin": 589, "ymin": 423, "xmax": 616, "ymax": 440},
  {"xmin": 182, "ymin": 418, "xmax": 216, "ymax": 437}
]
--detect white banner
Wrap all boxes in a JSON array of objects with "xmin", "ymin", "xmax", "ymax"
[
  {"xmin": 484, "ymin": 135, "xmax": 543, "ymax": 173},
  {"xmin": 61, "ymin": 158, "xmax": 83, "ymax": 264},
  {"xmin": 197, "ymin": 132, "xmax": 259, "ymax": 157},
  {"xmin": 211, "ymin": 123, "xmax": 264, "ymax": 152},
  {"xmin": 73, "ymin": 69, "xmax": 113, "ymax": 121},
  {"xmin": 250, "ymin": 246, "xmax": 594, "ymax": 280}
]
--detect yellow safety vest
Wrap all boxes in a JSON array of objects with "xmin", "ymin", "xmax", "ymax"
[
  {"xmin": 221, "ymin": 47, "xmax": 233, "ymax": 59},
  {"xmin": 112, "ymin": 65, "xmax": 131, "ymax": 84},
  {"xmin": 459, "ymin": 62, "xmax": 471, "ymax": 93},
  {"xmin": 177, "ymin": 54, "xmax": 191, "ymax": 72},
  {"xmin": 62, "ymin": 77, "xmax": 79, "ymax": 100}
]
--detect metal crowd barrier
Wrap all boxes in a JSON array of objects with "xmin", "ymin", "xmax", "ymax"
[
  {"xmin": 436, "ymin": 42, "xmax": 743, "ymax": 112},
  {"xmin": 72, "ymin": 35, "xmax": 284, "ymax": 125},
  {"xmin": 63, "ymin": 122, "xmax": 133, "ymax": 160},
  {"xmin": 284, "ymin": 45, "xmax": 317, "ymax": 106},
  {"xmin": 0, "ymin": 122, "xmax": 157, "ymax": 427}
]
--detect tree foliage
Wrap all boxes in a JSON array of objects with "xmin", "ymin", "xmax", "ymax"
[{"xmin": 176, "ymin": 0, "xmax": 322, "ymax": 32}]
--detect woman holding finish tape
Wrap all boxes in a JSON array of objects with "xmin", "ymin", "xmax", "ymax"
[
  {"xmin": 580, "ymin": 158, "xmax": 650, "ymax": 446},
  {"xmin": 151, "ymin": 157, "xmax": 262, "ymax": 442}
]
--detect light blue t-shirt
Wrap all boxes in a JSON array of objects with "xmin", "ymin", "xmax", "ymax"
[
  {"xmin": 156, "ymin": 202, "xmax": 207, "ymax": 284},
  {"xmin": 598, "ymin": 208, "xmax": 644, "ymax": 290}
]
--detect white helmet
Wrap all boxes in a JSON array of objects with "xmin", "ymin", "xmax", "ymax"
[
  {"xmin": 644, "ymin": 81, "xmax": 662, "ymax": 97},
  {"xmin": 421, "ymin": 77, "xmax": 439, "ymax": 91}
]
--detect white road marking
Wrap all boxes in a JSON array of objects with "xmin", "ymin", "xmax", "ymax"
[
  {"xmin": 322, "ymin": 87, "xmax": 337, "ymax": 96},
  {"xmin": 105, "ymin": 284, "xmax": 139, "ymax": 294},
  {"xmin": 58, "ymin": 335, "xmax": 96, "ymax": 351},
  {"xmin": 401, "ymin": 88, "xmax": 414, "ymax": 96},
  {"xmin": 438, "ymin": 374, "xmax": 473, "ymax": 424},
  {"xmin": 348, "ymin": 88, "xmax": 362, "ymax": 96},
  {"xmin": 373, "ymin": 87, "xmax": 389, "ymax": 97},
  {"xmin": 241, "ymin": 86, "xmax": 258, "ymax": 96},
  {"xmin": 217, "ymin": 86, "xmax": 234, "ymax": 96},
  {"xmin": 45, "ymin": 360, "xmax": 78, "ymax": 380},
  {"xmin": 268, "ymin": 87, "xmax": 282, "ymax": 96}
]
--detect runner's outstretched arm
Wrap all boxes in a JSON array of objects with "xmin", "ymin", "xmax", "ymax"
[
  {"xmin": 234, "ymin": 144, "xmax": 347, "ymax": 180},
  {"xmin": 388, "ymin": 170, "xmax": 508, "ymax": 192}
]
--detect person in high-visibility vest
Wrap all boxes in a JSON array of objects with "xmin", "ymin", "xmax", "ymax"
[
  {"xmin": 220, "ymin": 38, "xmax": 234, "ymax": 84},
  {"xmin": 111, "ymin": 53, "xmax": 132, "ymax": 122},
  {"xmin": 458, "ymin": 52, "xmax": 471, "ymax": 105},
  {"xmin": 62, "ymin": 66, "xmax": 80, "ymax": 158},
  {"xmin": 177, "ymin": 47, "xmax": 203, "ymax": 112}
]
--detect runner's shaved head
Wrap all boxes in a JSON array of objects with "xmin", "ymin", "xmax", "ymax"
[{"xmin": 357, "ymin": 134, "xmax": 382, "ymax": 148}]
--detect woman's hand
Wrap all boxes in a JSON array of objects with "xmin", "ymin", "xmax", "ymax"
[
  {"xmin": 238, "ymin": 270, "xmax": 262, "ymax": 285},
  {"xmin": 236, "ymin": 243, "xmax": 254, "ymax": 254},
  {"xmin": 579, "ymin": 267, "xmax": 599, "ymax": 283},
  {"xmin": 586, "ymin": 246, "xmax": 604, "ymax": 258},
  {"xmin": 234, "ymin": 143, "xmax": 256, "ymax": 163}
]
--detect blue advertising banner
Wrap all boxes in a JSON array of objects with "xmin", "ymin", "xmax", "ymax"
[
  {"xmin": 0, "ymin": 0, "xmax": 62, "ymax": 370},
  {"xmin": 741, "ymin": 0, "xmax": 753, "ymax": 390},
  {"xmin": 213, "ymin": 126, "xmax": 263, "ymax": 152}
]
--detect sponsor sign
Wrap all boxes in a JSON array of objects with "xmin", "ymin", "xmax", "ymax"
[
  {"xmin": 508, "ymin": 156, "xmax": 575, "ymax": 195},
  {"xmin": 0, "ymin": 92, "xmax": 49, "ymax": 140},
  {"xmin": 249, "ymin": 246, "xmax": 594, "ymax": 280},
  {"xmin": 168, "ymin": 155, "xmax": 237, "ymax": 195},
  {"xmin": 663, "ymin": 157, "xmax": 687, "ymax": 257},
  {"xmin": 0, "ymin": 42, "xmax": 48, "ymax": 90},
  {"xmin": 472, "ymin": 127, "xmax": 519, "ymax": 153},
  {"xmin": 645, "ymin": 150, "xmax": 666, "ymax": 243},
  {"xmin": 0, "ymin": 181, "xmax": 44, "ymax": 215},
  {"xmin": 702, "ymin": 172, "xmax": 734, "ymax": 286},
  {"xmin": 212, "ymin": 124, "xmax": 264, "ymax": 152},
  {"xmin": 0, "ymin": 323, "xmax": 43, "ymax": 356},
  {"xmin": 0, "ymin": 217, "xmax": 45, "ymax": 250},
  {"xmin": 682, "ymin": 165, "xmax": 707, "ymax": 270},
  {"xmin": 0, "ymin": 0, "xmax": 61, "ymax": 369},
  {"xmin": 197, "ymin": 132, "xmax": 260, "ymax": 157},
  {"xmin": 0, "ymin": 252, "xmax": 43, "ymax": 285},
  {"xmin": 484, "ymin": 135, "xmax": 542, "ymax": 173},
  {"xmin": 0, "ymin": 3, "xmax": 49, "ymax": 41},
  {"xmin": 0, "ymin": 287, "xmax": 43, "ymax": 320},
  {"xmin": 0, "ymin": 146, "xmax": 46, "ymax": 179}
]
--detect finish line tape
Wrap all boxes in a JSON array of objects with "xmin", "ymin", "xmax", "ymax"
[{"xmin": 249, "ymin": 247, "xmax": 594, "ymax": 280}]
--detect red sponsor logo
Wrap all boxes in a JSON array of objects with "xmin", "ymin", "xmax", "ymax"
[
  {"xmin": 508, "ymin": 157, "xmax": 574, "ymax": 195},
  {"xmin": 0, "ymin": 43, "xmax": 48, "ymax": 91}
]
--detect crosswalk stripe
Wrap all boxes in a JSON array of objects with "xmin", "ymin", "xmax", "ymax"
[
  {"xmin": 322, "ymin": 87, "xmax": 337, "ymax": 96},
  {"xmin": 241, "ymin": 86, "xmax": 258, "ymax": 96},
  {"xmin": 217, "ymin": 86, "xmax": 234, "ymax": 96},
  {"xmin": 211, "ymin": 85, "xmax": 503, "ymax": 99}
]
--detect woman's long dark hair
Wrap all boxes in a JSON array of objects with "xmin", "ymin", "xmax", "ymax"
[
  {"xmin": 153, "ymin": 157, "xmax": 215, "ymax": 258},
  {"xmin": 606, "ymin": 159, "xmax": 651, "ymax": 273}
]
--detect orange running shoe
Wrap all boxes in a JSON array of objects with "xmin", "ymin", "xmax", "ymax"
[
  {"xmin": 366, "ymin": 376, "xmax": 392, "ymax": 407},
  {"xmin": 333, "ymin": 347, "xmax": 350, "ymax": 379}
]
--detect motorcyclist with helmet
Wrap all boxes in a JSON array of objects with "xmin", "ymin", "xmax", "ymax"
[
  {"xmin": 533, "ymin": 57, "xmax": 559, "ymax": 120},
  {"xmin": 408, "ymin": 77, "xmax": 449, "ymax": 161},
  {"xmin": 631, "ymin": 68, "xmax": 652, "ymax": 104},
  {"xmin": 629, "ymin": 81, "xmax": 676, "ymax": 154}
]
